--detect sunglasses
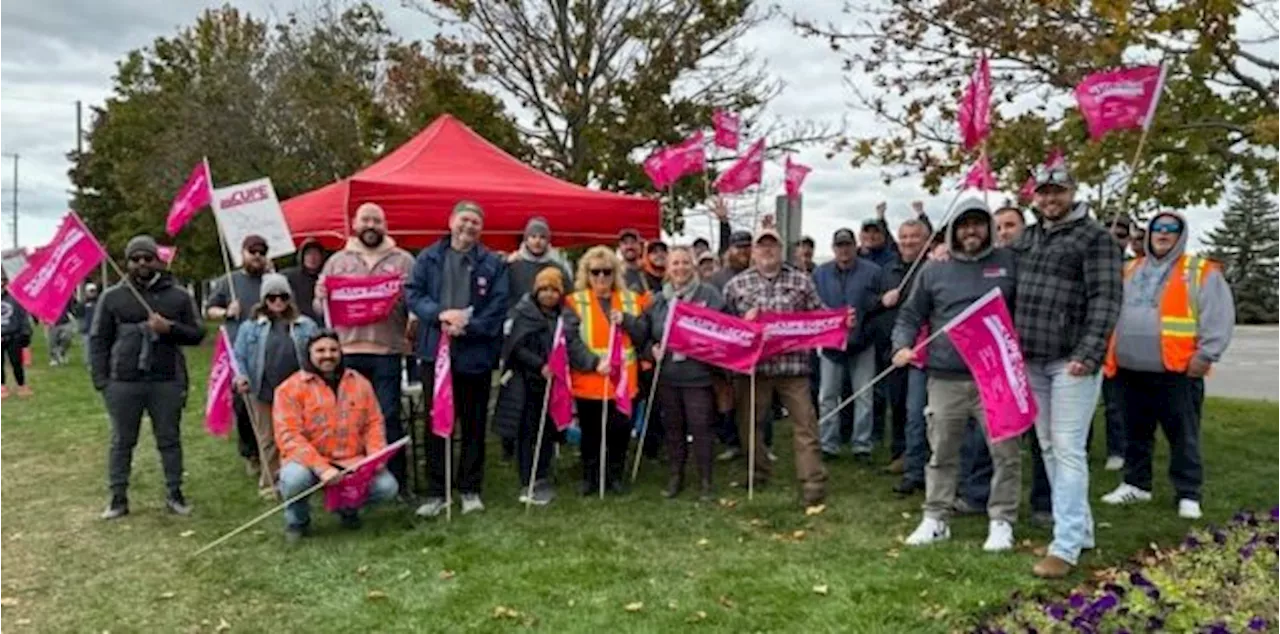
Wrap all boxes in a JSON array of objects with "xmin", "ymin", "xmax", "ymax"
[
  {"xmin": 246, "ymin": 247, "xmax": 268, "ymax": 256},
  {"xmin": 589, "ymin": 268, "xmax": 614, "ymax": 277},
  {"xmin": 265, "ymin": 293, "xmax": 290, "ymax": 302},
  {"xmin": 129, "ymin": 254, "xmax": 156, "ymax": 263},
  {"xmin": 1150, "ymin": 222, "xmax": 1182, "ymax": 234}
]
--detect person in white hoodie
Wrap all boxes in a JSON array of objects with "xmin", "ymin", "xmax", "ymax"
[{"xmin": 1099, "ymin": 211, "xmax": 1234, "ymax": 520}]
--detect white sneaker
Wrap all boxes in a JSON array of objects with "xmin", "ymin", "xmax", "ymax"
[
  {"xmin": 461, "ymin": 494, "xmax": 485, "ymax": 515},
  {"xmin": 1104, "ymin": 456, "xmax": 1125, "ymax": 471},
  {"xmin": 1101, "ymin": 483, "xmax": 1152, "ymax": 505},
  {"xmin": 983, "ymin": 520, "xmax": 1015, "ymax": 552},
  {"xmin": 904, "ymin": 517, "xmax": 950, "ymax": 546},
  {"xmin": 415, "ymin": 497, "xmax": 448, "ymax": 518},
  {"xmin": 1178, "ymin": 499, "xmax": 1203, "ymax": 519}
]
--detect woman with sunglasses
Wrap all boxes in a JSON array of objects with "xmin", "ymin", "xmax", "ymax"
[
  {"xmin": 232, "ymin": 273, "xmax": 319, "ymax": 499},
  {"xmin": 564, "ymin": 246, "xmax": 649, "ymax": 495}
]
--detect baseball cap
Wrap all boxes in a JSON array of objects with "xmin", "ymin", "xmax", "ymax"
[
  {"xmin": 241, "ymin": 234, "xmax": 268, "ymax": 252},
  {"xmin": 728, "ymin": 229, "xmax": 754, "ymax": 247},
  {"xmin": 618, "ymin": 228, "xmax": 641, "ymax": 241},
  {"xmin": 754, "ymin": 228, "xmax": 782, "ymax": 244},
  {"xmin": 859, "ymin": 218, "xmax": 882, "ymax": 230},
  {"xmin": 697, "ymin": 251, "xmax": 716, "ymax": 264},
  {"xmin": 832, "ymin": 228, "xmax": 856, "ymax": 245},
  {"xmin": 1034, "ymin": 164, "xmax": 1075, "ymax": 190},
  {"xmin": 692, "ymin": 237, "xmax": 710, "ymax": 248},
  {"xmin": 645, "ymin": 239, "xmax": 668, "ymax": 253}
]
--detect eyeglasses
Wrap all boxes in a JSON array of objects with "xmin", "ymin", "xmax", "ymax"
[
  {"xmin": 589, "ymin": 268, "xmax": 614, "ymax": 277},
  {"xmin": 246, "ymin": 247, "xmax": 268, "ymax": 257},
  {"xmin": 1150, "ymin": 222, "xmax": 1182, "ymax": 234},
  {"xmin": 265, "ymin": 293, "xmax": 290, "ymax": 302},
  {"xmin": 129, "ymin": 254, "xmax": 156, "ymax": 263}
]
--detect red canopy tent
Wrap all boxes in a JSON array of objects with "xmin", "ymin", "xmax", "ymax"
[{"xmin": 281, "ymin": 114, "xmax": 661, "ymax": 251}]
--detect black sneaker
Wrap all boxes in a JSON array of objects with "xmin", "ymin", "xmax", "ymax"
[
  {"xmin": 338, "ymin": 511, "xmax": 362, "ymax": 530},
  {"xmin": 893, "ymin": 479, "xmax": 925, "ymax": 496},
  {"xmin": 166, "ymin": 490, "xmax": 193, "ymax": 516},
  {"xmin": 100, "ymin": 494, "xmax": 129, "ymax": 520}
]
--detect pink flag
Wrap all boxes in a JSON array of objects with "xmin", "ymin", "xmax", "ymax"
[
  {"xmin": 547, "ymin": 317, "xmax": 574, "ymax": 431},
  {"xmin": 325, "ymin": 274, "xmax": 404, "ymax": 327},
  {"xmin": 643, "ymin": 148, "xmax": 673, "ymax": 189},
  {"xmin": 323, "ymin": 437, "xmax": 409, "ymax": 511},
  {"xmin": 205, "ymin": 327, "xmax": 239, "ymax": 437},
  {"xmin": 664, "ymin": 300, "xmax": 764, "ymax": 374},
  {"xmin": 165, "ymin": 161, "xmax": 213, "ymax": 236},
  {"xmin": 958, "ymin": 55, "xmax": 992, "ymax": 151},
  {"xmin": 1019, "ymin": 149, "xmax": 1065, "ymax": 202},
  {"xmin": 157, "ymin": 245, "xmax": 177, "ymax": 265},
  {"xmin": 663, "ymin": 131, "xmax": 708, "ymax": 183},
  {"xmin": 942, "ymin": 288, "xmax": 1038, "ymax": 443},
  {"xmin": 1074, "ymin": 65, "xmax": 1166, "ymax": 140},
  {"xmin": 431, "ymin": 335, "xmax": 455, "ymax": 438},
  {"xmin": 715, "ymin": 138, "xmax": 765, "ymax": 195},
  {"xmin": 784, "ymin": 156, "xmax": 812, "ymax": 199},
  {"xmin": 8, "ymin": 212, "xmax": 107, "ymax": 323},
  {"xmin": 758, "ymin": 308, "xmax": 849, "ymax": 359},
  {"xmin": 712, "ymin": 110, "xmax": 741, "ymax": 150},
  {"xmin": 962, "ymin": 154, "xmax": 998, "ymax": 191},
  {"xmin": 607, "ymin": 325, "xmax": 632, "ymax": 416}
]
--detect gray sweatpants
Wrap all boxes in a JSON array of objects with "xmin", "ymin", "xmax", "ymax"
[
  {"xmin": 923, "ymin": 377, "xmax": 1021, "ymax": 524},
  {"xmin": 104, "ymin": 380, "xmax": 187, "ymax": 495}
]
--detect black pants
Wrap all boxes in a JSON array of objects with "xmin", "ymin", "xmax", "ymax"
[
  {"xmin": 1102, "ymin": 376, "xmax": 1127, "ymax": 458},
  {"xmin": 234, "ymin": 392, "xmax": 255, "ymax": 459},
  {"xmin": 516, "ymin": 381, "xmax": 555, "ymax": 487},
  {"xmin": 424, "ymin": 369, "xmax": 490, "ymax": 497},
  {"xmin": 960, "ymin": 421, "xmax": 1052, "ymax": 514},
  {"xmin": 576, "ymin": 398, "xmax": 632, "ymax": 489},
  {"xmin": 1119, "ymin": 369, "xmax": 1205, "ymax": 501},
  {"xmin": 659, "ymin": 383, "xmax": 716, "ymax": 484},
  {"xmin": 104, "ymin": 380, "xmax": 186, "ymax": 495},
  {"xmin": 885, "ymin": 365, "xmax": 908, "ymax": 458},
  {"xmin": 1027, "ymin": 425, "xmax": 1052, "ymax": 514},
  {"xmin": 346, "ymin": 354, "xmax": 407, "ymax": 489},
  {"xmin": 1, "ymin": 339, "xmax": 24, "ymax": 386}
]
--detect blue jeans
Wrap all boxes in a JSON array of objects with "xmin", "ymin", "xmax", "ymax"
[
  {"xmin": 279, "ymin": 461, "xmax": 398, "ymax": 529},
  {"xmin": 818, "ymin": 348, "xmax": 875, "ymax": 455},
  {"xmin": 1027, "ymin": 360, "xmax": 1102, "ymax": 565},
  {"xmin": 903, "ymin": 367, "xmax": 929, "ymax": 484},
  {"xmin": 345, "ymin": 354, "xmax": 406, "ymax": 488}
]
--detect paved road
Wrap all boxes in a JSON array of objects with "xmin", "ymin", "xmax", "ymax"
[{"xmin": 1205, "ymin": 325, "xmax": 1278, "ymax": 401}]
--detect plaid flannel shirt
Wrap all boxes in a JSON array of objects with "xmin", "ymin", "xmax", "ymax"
[
  {"xmin": 273, "ymin": 368, "xmax": 387, "ymax": 472},
  {"xmin": 1012, "ymin": 206, "xmax": 1123, "ymax": 370},
  {"xmin": 723, "ymin": 264, "xmax": 825, "ymax": 376}
]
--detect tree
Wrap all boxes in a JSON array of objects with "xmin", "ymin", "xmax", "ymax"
[
  {"xmin": 1204, "ymin": 180, "xmax": 1279, "ymax": 324},
  {"xmin": 415, "ymin": 0, "xmax": 829, "ymax": 233},
  {"xmin": 69, "ymin": 2, "xmax": 524, "ymax": 283},
  {"xmin": 794, "ymin": 0, "xmax": 1279, "ymax": 216}
]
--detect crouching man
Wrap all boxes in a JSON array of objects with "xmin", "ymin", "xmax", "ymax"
[{"xmin": 273, "ymin": 330, "xmax": 398, "ymax": 542}]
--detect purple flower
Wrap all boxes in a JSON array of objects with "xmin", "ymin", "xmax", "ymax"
[
  {"xmin": 1147, "ymin": 616, "xmax": 1164, "ymax": 630},
  {"xmin": 1248, "ymin": 616, "xmax": 1267, "ymax": 631},
  {"xmin": 1240, "ymin": 544, "xmax": 1255, "ymax": 560},
  {"xmin": 1130, "ymin": 571, "xmax": 1153, "ymax": 588},
  {"xmin": 1264, "ymin": 534, "xmax": 1277, "ymax": 547},
  {"xmin": 1070, "ymin": 615, "xmax": 1096, "ymax": 633},
  {"xmin": 1045, "ymin": 603, "xmax": 1066, "ymax": 621},
  {"xmin": 1233, "ymin": 511, "xmax": 1250, "ymax": 525},
  {"xmin": 1068, "ymin": 592, "xmax": 1086, "ymax": 609},
  {"xmin": 1204, "ymin": 623, "xmax": 1230, "ymax": 634},
  {"xmin": 1103, "ymin": 583, "xmax": 1127, "ymax": 597},
  {"xmin": 1269, "ymin": 506, "xmax": 1278, "ymax": 522},
  {"xmin": 1213, "ymin": 529, "xmax": 1228, "ymax": 545},
  {"xmin": 1088, "ymin": 594, "xmax": 1118, "ymax": 614},
  {"xmin": 1183, "ymin": 534, "xmax": 1202, "ymax": 549}
]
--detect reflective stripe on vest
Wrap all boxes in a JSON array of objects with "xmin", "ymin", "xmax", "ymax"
[
  {"xmin": 571, "ymin": 290, "xmax": 639, "ymax": 361},
  {"xmin": 1158, "ymin": 255, "xmax": 1204, "ymax": 340}
]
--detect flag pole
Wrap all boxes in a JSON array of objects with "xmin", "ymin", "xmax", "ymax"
[
  {"xmin": 1109, "ymin": 62, "xmax": 1165, "ymax": 232},
  {"xmin": 747, "ymin": 369, "xmax": 756, "ymax": 501},
  {"xmin": 525, "ymin": 380, "xmax": 553, "ymax": 513},
  {"xmin": 815, "ymin": 320, "xmax": 950, "ymax": 429},
  {"xmin": 445, "ymin": 434, "xmax": 453, "ymax": 522},
  {"xmin": 600, "ymin": 325, "xmax": 616, "ymax": 500},
  {"xmin": 103, "ymin": 255, "xmax": 155, "ymax": 314},
  {"xmin": 630, "ymin": 300, "xmax": 674, "ymax": 483}
]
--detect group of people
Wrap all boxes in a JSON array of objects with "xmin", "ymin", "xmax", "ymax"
[{"xmin": 13, "ymin": 160, "xmax": 1232, "ymax": 577}]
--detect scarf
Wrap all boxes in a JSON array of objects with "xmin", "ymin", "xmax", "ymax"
[{"xmin": 662, "ymin": 279, "xmax": 702, "ymax": 301}]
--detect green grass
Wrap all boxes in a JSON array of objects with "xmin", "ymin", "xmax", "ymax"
[{"xmin": 1, "ymin": 331, "xmax": 1276, "ymax": 633}]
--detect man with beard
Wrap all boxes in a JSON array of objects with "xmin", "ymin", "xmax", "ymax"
[
  {"xmin": 282, "ymin": 239, "xmax": 327, "ymax": 325},
  {"xmin": 315, "ymin": 203, "xmax": 416, "ymax": 500},
  {"xmin": 274, "ymin": 330, "xmax": 399, "ymax": 542},
  {"xmin": 208, "ymin": 234, "xmax": 271, "ymax": 477},
  {"xmin": 618, "ymin": 229, "xmax": 648, "ymax": 294},
  {"xmin": 407, "ymin": 201, "xmax": 510, "ymax": 518},
  {"xmin": 792, "ymin": 236, "xmax": 816, "ymax": 274},
  {"xmin": 93, "ymin": 235, "xmax": 205, "ymax": 519}
]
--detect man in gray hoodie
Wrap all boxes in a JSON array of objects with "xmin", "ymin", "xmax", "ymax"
[
  {"xmin": 891, "ymin": 198, "xmax": 1021, "ymax": 552},
  {"xmin": 1099, "ymin": 211, "xmax": 1233, "ymax": 520}
]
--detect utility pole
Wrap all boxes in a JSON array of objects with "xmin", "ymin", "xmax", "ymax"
[
  {"xmin": 76, "ymin": 100, "xmax": 104, "ymax": 285},
  {"xmin": 2, "ymin": 153, "xmax": 18, "ymax": 250}
]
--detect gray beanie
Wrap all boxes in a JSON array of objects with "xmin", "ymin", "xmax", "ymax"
[
  {"xmin": 525, "ymin": 216, "xmax": 550, "ymax": 238},
  {"xmin": 260, "ymin": 273, "xmax": 292, "ymax": 298},
  {"xmin": 125, "ymin": 235, "xmax": 159, "ymax": 258}
]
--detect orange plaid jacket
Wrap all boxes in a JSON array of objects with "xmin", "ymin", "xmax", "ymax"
[{"xmin": 273, "ymin": 368, "xmax": 386, "ymax": 472}]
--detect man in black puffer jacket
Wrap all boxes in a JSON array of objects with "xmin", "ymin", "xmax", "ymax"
[{"xmin": 91, "ymin": 235, "xmax": 205, "ymax": 521}]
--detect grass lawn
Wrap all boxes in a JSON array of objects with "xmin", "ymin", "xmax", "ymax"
[{"xmin": 1, "ymin": 332, "xmax": 1276, "ymax": 633}]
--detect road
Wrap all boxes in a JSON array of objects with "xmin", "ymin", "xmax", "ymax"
[{"xmin": 1205, "ymin": 325, "xmax": 1278, "ymax": 401}]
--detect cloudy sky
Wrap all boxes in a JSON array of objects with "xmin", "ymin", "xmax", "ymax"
[{"xmin": 0, "ymin": 0, "xmax": 1258, "ymax": 257}]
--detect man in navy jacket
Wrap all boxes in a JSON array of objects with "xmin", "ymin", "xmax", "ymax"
[{"xmin": 406, "ymin": 201, "xmax": 510, "ymax": 518}]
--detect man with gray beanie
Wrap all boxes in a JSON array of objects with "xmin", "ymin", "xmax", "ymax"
[{"xmin": 92, "ymin": 234, "xmax": 205, "ymax": 520}]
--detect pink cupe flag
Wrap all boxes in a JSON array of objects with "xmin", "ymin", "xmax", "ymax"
[
  {"xmin": 664, "ymin": 300, "xmax": 765, "ymax": 374},
  {"xmin": 8, "ymin": 212, "xmax": 107, "ymax": 323},
  {"xmin": 205, "ymin": 326, "xmax": 239, "ymax": 437},
  {"xmin": 607, "ymin": 325, "xmax": 632, "ymax": 417},
  {"xmin": 784, "ymin": 156, "xmax": 812, "ymax": 199},
  {"xmin": 1074, "ymin": 64, "xmax": 1166, "ymax": 140},
  {"xmin": 958, "ymin": 54, "xmax": 992, "ymax": 151},
  {"xmin": 157, "ymin": 245, "xmax": 177, "ymax": 264},
  {"xmin": 165, "ymin": 161, "xmax": 213, "ymax": 236},
  {"xmin": 941, "ymin": 288, "xmax": 1038, "ymax": 443},
  {"xmin": 665, "ymin": 131, "xmax": 707, "ymax": 182},
  {"xmin": 715, "ymin": 138, "xmax": 765, "ymax": 195},
  {"xmin": 757, "ymin": 308, "xmax": 849, "ymax": 359},
  {"xmin": 643, "ymin": 148, "xmax": 673, "ymax": 189},
  {"xmin": 712, "ymin": 109, "xmax": 741, "ymax": 150},
  {"xmin": 962, "ymin": 154, "xmax": 999, "ymax": 191},
  {"xmin": 323, "ymin": 437, "xmax": 409, "ymax": 511},
  {"xmin": 547, "ymin": 317, "xmax": 574, "ymax": 431},
  {"xmin": 431, "ymin": 335, "xmax": 455, "ymax": 438}
]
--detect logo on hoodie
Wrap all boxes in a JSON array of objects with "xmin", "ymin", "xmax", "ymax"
[{"xmin": 982, "ymin": 266, "xmax": 1008, "ymax": 279}]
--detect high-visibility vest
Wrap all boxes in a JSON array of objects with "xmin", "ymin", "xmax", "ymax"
[
  {"xmin": 1103, "ymin": 254, "xmax": 1216, "ymax": 377},
  {"xmin": 566, "ymin": 289, "xmax": 642, "ymax": 401}
]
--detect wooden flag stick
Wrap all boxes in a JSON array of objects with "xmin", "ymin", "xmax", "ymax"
[
  {"xmin": 747, "ymin": 370, "xmax": 756, "ymax": 501},
  {"xmin": 524, "ymin": 382, "xmax": 553, "ymax": 513}
]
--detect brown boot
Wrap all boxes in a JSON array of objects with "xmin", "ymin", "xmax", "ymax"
[
  {"xmin": 885, "ymin": 457, "xmax": 905, "ymax": 474},
  {"xmin": 1032, "ymin": 555, "xmax": 1073, "ymax": 579}
]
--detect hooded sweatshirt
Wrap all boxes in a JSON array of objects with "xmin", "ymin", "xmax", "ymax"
[
  {"xmin": 508, "ymin": 243, "xmax": 572, "ymax": 314},
  {"xmin": 318, "ymin": 236, "xmax": 415, "ymax": 355},
  {"xmin": 282, "ymin": 240, "xmax": 326, "ymax": 324},
  {"xmin": 1113, "ymin": 211, "xmax": 1235, "ymax": 372},
  {"xmin": 892, "ymin": 197, "xmax": 1018, "ymax": 378}
]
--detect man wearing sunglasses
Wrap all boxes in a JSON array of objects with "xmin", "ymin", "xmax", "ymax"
[
  {"xmin": 207, "ymin": 234, "xmax": 272, "ymax": 478},
  {"xmin": 92, "ymin": 235, "xmax": 205, "ymax": 520},
  {"xmin": 1101, "ymin": 211, "xmax": 1233, "ymax": 521}
]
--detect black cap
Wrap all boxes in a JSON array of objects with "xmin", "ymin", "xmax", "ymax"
[
  {"xmin": 1034, "ymin": 165, "xmax": 1075, "ymax": 190},
  {"xmin": 242, "ymin": 234, "xmax": 268, "ymax": 251},
  {"xmin": 618, "ymin": 228, "xmax": 641, "ymax": 241},
  {"xmin": 692, "ymin": 237, "xmax": 710, "ymax": 248},
  {"xmin": 832, "ymin": 228, "xmax": 856, "ymax": 245},
  {"xmin": 796, "ymin": 235, "xmax": 815, "ymax": 248},
  {"xmin": 860, "ymin": 218, "xmax": 882, "ymax": 230},
  {"xmin": 645, "ymin": 239, "xmax": 668, "ymax": 253},
  {"xmin": 728, "ymin": 230, "xmax": 753, "ymax": 247}
]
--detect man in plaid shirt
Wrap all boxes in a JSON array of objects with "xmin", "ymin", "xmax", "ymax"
[
  {"xmin": 724, "ymin": 229, "xmax": 853, "ymax": 506},
  {"xmin": 1013, "ymin": 165, "xmax": 1123, "ymax": 579}
]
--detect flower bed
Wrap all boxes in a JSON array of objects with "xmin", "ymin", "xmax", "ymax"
[{"xmin": 978, "ymin": 508, "xmax": 1279, "ymax": 633}]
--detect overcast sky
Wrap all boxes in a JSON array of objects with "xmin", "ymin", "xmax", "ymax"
[{"xmin": 0, "ymin": 0, "xmax": 1262, "ymax": 258}]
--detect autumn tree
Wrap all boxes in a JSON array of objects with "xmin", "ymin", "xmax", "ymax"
[
  {"xmin": 794, "ymin": 0, "xmax": 1279, "ymax": 216},
  {"xmin": 1204, "ymin": 180, "xmax": 1279, "ymax": 324}
]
